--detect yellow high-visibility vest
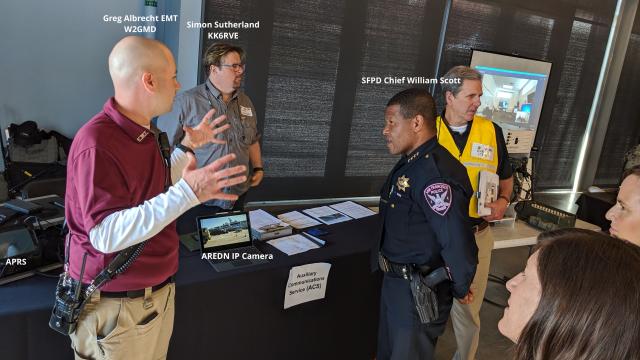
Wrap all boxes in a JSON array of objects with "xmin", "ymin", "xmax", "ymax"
[{"xmin": 436, "ymin": 115, "xmax": 499, "ymax": 218}]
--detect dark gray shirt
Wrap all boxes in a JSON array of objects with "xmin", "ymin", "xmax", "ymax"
[{"xmin": 157, "ymin": 79, "xmax": 259, "ymax": 209}]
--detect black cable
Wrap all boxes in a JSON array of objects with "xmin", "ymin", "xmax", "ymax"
[
  {"xmin": 22, "ymin": 215, "xmax": 43, "ymax": 231},
  {"xmin": 509, "ymin": 156, "xmax": 535, "ymax": 203},
  {"xmin": 22, "ymin": 214, "xmax": 58, "ymax": 231},
  {"xmin": 529, "ymin": 147, "xmax": 538, "ymax": 201}
]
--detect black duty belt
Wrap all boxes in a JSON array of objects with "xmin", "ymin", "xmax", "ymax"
[
  {"xmin": 378, "ymin": 253, "xmax": 452, "ymax": 325},
  {"xmin": 378, "ymin": 253, "xmax": 452, "ymax": 286},
  {"xmin": 472, "ymin": 221, "xmax": 489, "ymax": 234},
  {"xmin": 378, "ymin": 253, "xmax": 430, "ymax": 280},
  {"xmin": 71, "ymin": 276, "xmax": 174, "ymax": 299}
]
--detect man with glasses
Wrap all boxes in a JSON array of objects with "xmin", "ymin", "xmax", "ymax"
[{"xmin": 158, "ymin": 43, "xmax": 263, "ymax": 213}]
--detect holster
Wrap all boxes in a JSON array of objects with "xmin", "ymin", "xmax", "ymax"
[
  {"xmin": 410, "ymin": 271, "xmax": 439, "ymax": 324},
  {"xmin": 49, "ymin": 272, "xmax": 88, "ymax": 335},
  {"xmin": 379, "ymin": 253, "xmax": 452, "ymax": 325}
]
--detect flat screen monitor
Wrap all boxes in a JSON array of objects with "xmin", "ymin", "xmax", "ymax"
[
  {"xmin": 197, "ymin": 212, "xmax": 252, "ymax": 250},
  {"xmin": 0, "ymin": 227, "xmax": 38, "ymax": 263},
  {"xmin": 470, "ymin": 50, "xmax": 552, "ymax": 156}
]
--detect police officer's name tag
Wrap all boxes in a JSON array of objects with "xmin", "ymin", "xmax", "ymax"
[
  {"xmin": 471, "ymin": 143, "xmax": 494, "ymax": 161},
  {"xmin": 424, "ymin": 183, "xmax": 452, "ymax": 216},
  {"xmin": 240, "ymin": 105, "xmax": 253, "ymax": 117}
]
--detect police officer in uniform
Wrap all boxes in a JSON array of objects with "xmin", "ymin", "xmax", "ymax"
[{"xmin": 375, "ymin": 88, "xmax": 478, "ymax": 360}]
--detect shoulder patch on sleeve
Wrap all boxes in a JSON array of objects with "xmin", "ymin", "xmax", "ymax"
[{"xmin": 424, "ymin": 183, "xmax": 453, "ymax": 216}]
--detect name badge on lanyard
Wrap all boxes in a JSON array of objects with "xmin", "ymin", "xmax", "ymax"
[
  {"xmin": 471, "ymin": 143, "xmax": 494, "ymax": 161},
  {"xmin": 240, "ymin": 105, "xmax": 253, "ymax": 117}
]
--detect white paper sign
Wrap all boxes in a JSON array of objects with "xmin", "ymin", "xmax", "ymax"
[{"xmin": 284, "ymin": 263, "xmax": 331, "ymax": 309}]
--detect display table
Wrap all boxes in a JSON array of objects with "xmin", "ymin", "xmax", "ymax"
[
  {"xmin": 0, "ymin": 204, "xmax": 603, "ymax": 360},
  {"xmin": 0, "ymin": 214, "xmax": 382, "ymax": 360},
  {"xmin": 492, "ymin": 219, "xmax": 601, "ymax": 249}
]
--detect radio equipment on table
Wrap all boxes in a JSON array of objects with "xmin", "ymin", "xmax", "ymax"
[{"xmin": 515, "ymin": 200, "xmax": 576, "ymax": 231}]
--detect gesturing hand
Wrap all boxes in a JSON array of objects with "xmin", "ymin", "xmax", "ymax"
[
  {"xmin": 182, "ymin": 109, "xmax": 230, "ymax": 149},
  {"xmin": 182, "ymin": 152, "xmax": 247, "ymax": 203}
]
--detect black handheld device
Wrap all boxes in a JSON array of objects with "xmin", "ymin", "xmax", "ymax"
[
  {"xmin": 3, "ymin": 199, "xmax": 43, "ymax": 214},
  {"xmin": 0, "ymin": 207, "xmax": 18, "ymax": 225},
  {"xmin": 307, "ymin": 228, "xmax": 329, "ymax": 237}
]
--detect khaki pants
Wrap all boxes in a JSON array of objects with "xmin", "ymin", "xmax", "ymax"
[
  {"xmin": 70, "ymin": 283, "xmax": 175, "ymax": 360},
  {"xmin": 451, "ymin": 227, "xmax": 494, "ymax": 360}
]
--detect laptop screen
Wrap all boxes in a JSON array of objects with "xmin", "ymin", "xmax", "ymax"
[
  {"xmin": 197, "ymin": 212, "xmax": 253, "ymax": 252},
  {"xmin": 0, "ymin": 227, "xmax": 38, "ymax": 262}
]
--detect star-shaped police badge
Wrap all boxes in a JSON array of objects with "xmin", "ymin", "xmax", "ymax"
[{"xmin": 397, "ymin": 175, "xmax": 410, "ymax": 192}]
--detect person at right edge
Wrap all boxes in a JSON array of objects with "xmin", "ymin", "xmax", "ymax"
[
  {"xmin": 375, "ymin": 88, "xmax": 478, "ymax": 360},
  {"xmin": 437, "ymin": 65, "xmax": 514, "ymax": 360}
]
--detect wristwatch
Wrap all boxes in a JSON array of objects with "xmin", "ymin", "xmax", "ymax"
[
  {"xmin": 253, "ymin": 167, "xmax": 264, "ymax": 172},
  {"xmin": 176, "ymin": 143, "xmax": 194, "ymax": 155}
]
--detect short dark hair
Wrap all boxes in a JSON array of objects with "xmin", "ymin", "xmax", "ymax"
[
  {"xmin": 386, "ymin": 88, "xmax": 436, "ymax": 131},
  {"xmin": 514, "ymin": 228, "xmax": 640, "ymax": 360},
  {"xmin": 622, "ymin": 164, "xmax": 640, "ymax": 182},
  {"xmin": 202, "ymin": 43, "xmax": 246, "ymax": 75},
  {"xmin": 441, "ymin": 65, "xmax": 483, "ymax": 98}
]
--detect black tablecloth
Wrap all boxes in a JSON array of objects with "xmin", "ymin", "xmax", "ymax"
[
  {"xmin": 575, "ymin": 192, "xmax": 616, "ymax": 232},
  {"xmin": 0, "ymin": 212, "xmax": 382, "ymax": 360}
]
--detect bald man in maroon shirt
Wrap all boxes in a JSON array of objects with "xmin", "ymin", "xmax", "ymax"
[{"xmin": 64, "ymin": 36, "xmax": 247, "ymax": 360}]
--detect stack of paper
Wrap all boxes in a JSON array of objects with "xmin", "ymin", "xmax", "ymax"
[
  {"xmin": 277, "ymin": 211, "xmax": 321, "ymax": 229},
  {"xmin": 477, "ymin": 171, "xmax": 500, "ymax": 216},
  {"xmin": 267, "ymin": 234, "xmax": 321, "ymax": 256},
  {"xmin": 329, "ymin": 201, "xmax": 376, "ymax": 219},
  {"xmin": 302, "ymin": 206, "xmax": 352, "ymax": 225},
  {"xmin": 278, "ymin": 201, "xmax": 376, "ymax": 229},
  {"xmin": 249, "ymin": 209, "xmax": 292, "ymax": 240}
]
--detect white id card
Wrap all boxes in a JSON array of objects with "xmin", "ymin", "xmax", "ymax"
[
  {"xmin": 240, "ymin": 105, "xmax": 253, "ymax": 117},
  {"xmin": 471, "ymin": 143, "xmax": 494, "ymax": 161}
]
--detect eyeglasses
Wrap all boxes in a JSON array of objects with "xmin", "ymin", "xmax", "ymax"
[{"xmin": 219, "ymin": 63, "xmax": 246, "ymax": 71}]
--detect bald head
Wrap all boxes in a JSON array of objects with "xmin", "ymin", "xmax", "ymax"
[
  {"xmin": 107, "ymin": 36, "xmax": 180, "ymax": 125},
  {"xmin": 108, "ymin": 36, "xmax": 172, "ymax": 88}
]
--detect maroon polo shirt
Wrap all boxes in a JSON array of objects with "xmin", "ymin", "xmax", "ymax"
[{"xmin": 66, "ymin": 98, "xmax": 178, "ymax": 291}]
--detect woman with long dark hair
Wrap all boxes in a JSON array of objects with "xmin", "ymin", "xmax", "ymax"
[{"xmin": 499, "ymin": 228, "xmax": 640, "ymax": 359}]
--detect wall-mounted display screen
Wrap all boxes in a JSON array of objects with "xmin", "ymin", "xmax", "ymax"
[{"xmin": 470, "ymin": 50, "xmax": 552, "ymax": 156}]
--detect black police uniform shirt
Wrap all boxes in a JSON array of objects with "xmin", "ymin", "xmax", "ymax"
[{"xmin": 379, "ymin": 137, "xmax": 478, "ymax": 298}]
